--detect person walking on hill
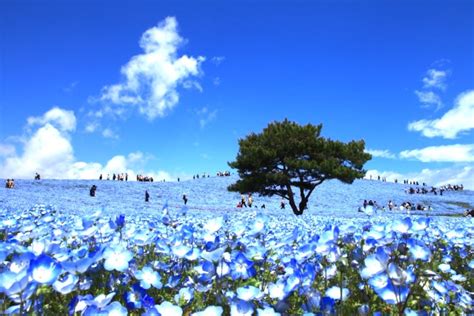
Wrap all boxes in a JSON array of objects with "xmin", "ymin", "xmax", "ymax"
[
  {"xmin": 183, "ymin": 194, "xmax": 188, "ymax": 205},
  {"xmin": 145, "ymin": 190, "xmax": 150, "ymax": 202}
]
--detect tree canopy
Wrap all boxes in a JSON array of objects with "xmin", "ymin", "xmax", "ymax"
[{"xmin": 228, "ymin": 119, "xmax": 372, "ymax": 215}]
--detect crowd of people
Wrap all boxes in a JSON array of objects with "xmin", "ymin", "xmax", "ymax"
[
  {"xmin": 216, "ymin": 171, "xmax": 231, "ymax": 177},
  {"xmin": 136, "ymin": 175, "xmax": 154, "ymax": 182},
  {"xmin": 439, "ymin": 184, "xmax": 464, "ymax": 191},
  {"xmin": 192, "ymin": 173, "xmax": 210, "ymax": 180},
  {"xmin": 406, "ymin": 183, "xmax": 464, "ymax": 196},
  {"xmin": 359, "ymin": 199, "xmax": 431, "ymax": 212},
  {"xmin": 99, "ymin": 173, "xmax": 129, "ymax": 181}
]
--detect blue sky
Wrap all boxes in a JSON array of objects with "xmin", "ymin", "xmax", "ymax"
[{"xmin": 0, "ymin": 0, "xmax": 473, "ymax": 188}]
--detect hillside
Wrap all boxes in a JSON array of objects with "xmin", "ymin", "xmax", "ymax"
[{"xmin": 1, "ymin": 176, "xmax": 472, "ymax": 219}]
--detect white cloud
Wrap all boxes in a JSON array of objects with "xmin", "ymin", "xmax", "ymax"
[
  {"xmin": 213, "ymin": 77, "xmax": 221, "ymax": 86},
  {"xmin": 102, "ymin": 128, "xmax": 119, "ymax": 139},
  {"xmin": 408, "ymin": 89, "xmax": 474, "ymax": 138},
  {"xmin": 211, "ymin": 56, "xmax": 225, "ymax": 66},
  {"xmin": 366, "ymin": 166, "xmax": 474, "ymax": 190},
  {"xmin": 85, "ymin": 122, "xmax": 99, "ymax": 133},
  {"xmin": 400, "ymin": 144, "xmax": 474, "ymax": 163},
  {"xmin": 182, "ymin": 80, "xmax": 203, "ymax": 92},
  {"xmin": 99, "ymin": 16, "xmax": 205, "ymax": 120},
  {"xmin": 0, "ymin": 144, "xmax": 16, "ymax": 157},
  {"xmin": 423, "ymin": 68, "xmax": 447, "ymax": 90},
  {"xmin": 0, "ymin": 107, "xmax": 174, "ymax": 180},
  {"xmin": 366, "ymin": 149, "xmax": 396, "ymax": 159},
  {"xmin": 27, "ymin": 107, "xmax": 76, "ymax": 132},
  {"xmin": 197, "ymin": 107, "xmax": 217, "ymax": 128},
  {"xmin": 414, "ymin": 90, "xmax": 442, "ymax": 109}
]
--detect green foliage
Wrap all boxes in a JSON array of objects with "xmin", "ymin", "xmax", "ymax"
[{"xmin": 228, "ymin": 119, "xmax": 372, "ymax": 215}]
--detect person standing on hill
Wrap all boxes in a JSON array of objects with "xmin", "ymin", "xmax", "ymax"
[
  {"xmin": 145, "ymin": 190, "xmax": 150, "ymax": 202},
  {"xmin": 241, "ymin": 195, "xmax": 247, "ymax": 207},
  {"xmin": 248, "ymin": 194, "xmax": 253, "ymax": 207},
  {"xmin": 90, "ymin": 185, "xmax": 97, "ymax": 197},
  {"xmin": 182, "ymin": 194, "xmax": 188, "ymax": 205}
]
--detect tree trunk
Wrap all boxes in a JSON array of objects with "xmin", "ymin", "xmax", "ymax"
[{"xmin": 286, "ymin": 184, "xmax": 306, "ymax": 216}]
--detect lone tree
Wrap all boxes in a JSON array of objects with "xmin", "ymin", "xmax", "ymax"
[{"xmin": 228, "ymin": 119, "xmax": 372, "ymax": 215}]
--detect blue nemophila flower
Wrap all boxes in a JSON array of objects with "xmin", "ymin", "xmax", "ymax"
[
  {"xmin": 156, "ymin": 301, "xmax": 183, "ymax": 315},
  {"xmin": 230, "ymin": 252, "xmax": 256, "ymax": 280},
  {"xmin": 256, "ymin": 307, "xmax": 281, "ymax": 315},
  {"xmin": 319, "ymin": 225, "xmax": 339, "ymax": 244},
  {"xmin": 438, "ymin": 263, "xmax": 452, "ymax": 274},
  {"xmin": 236, "ymin": 285, "xmax": 263, "ymax": 301},
  {"xmin": 376, "ymin": 283, "xmax": 409, "ymax": 305},
  {"xmin": 392, "ymin": 217, "xmax": 412, "ymax": 234},
  {"xmin": 320, "ymin": 296, "xmax": 336, "ymax": 314},
  {"xmin": 172, "ymin": 244, "xmax": 192, "ymax": 258},
  {"xmin": 387, "ymin": 263, "xmax": 415, "ymax": 286},
  {"xmin": 368, "ymin": 273, "xmax": 389, "ymax": 290},
  {"xmin": 284, "ymin": 274, "xmax": 301, "ymax": 294},
  {"xmin": 325, "ymin": 286, "xmax": 349, "ymax": 301},
  {"xmin": 360, "ymin": 247, "xmax": 389, "ymax": 279},
  {"xmin": 468, "ymin": 259, "xmax": 474, "ymax": 269},
  {"xmin": 103, "ymin": 245, "xmax": 133, "ymax": 272},
  {"xmin": 30, "ymin": 253, "xmax": 61, "ymax": 285},
  {"xmin": 135, "ymin": 266, "xmax": 162, "ymax": 289},
  {"xmin": 53, "ymin": 273, "xmax": 78, "ymax": 294},
  {"xmin": 92, "ymin": 292, "xmax": 116, "ymax": 309},
  {"xmin": 191, "ymin": 305, "xmax": 223, "ymax": 316},
  {"xmin": 174, "ymin": 287, "xmax": 194, "ymax": 305},
  {"xmin": 411, "ymin": 217, "xmax": 430, "ymax": 231},
  {"xmin": 201, "ymin": 246, "xmax": 226, "ymax": 262},
  {"xmin": 249, "ymin": 214, "xmax": 268, "ymax": 234},
  {"xmin": 268, "ymin": 281, "xmax": 286, "ymax": 300},
  {"xmin": 407, "ymin": 239, "xmax": 431, "ymax": 262},
  {"xmin": 204, "ymin": 217, "xmax": 224, "ymax": 234},
  {"xmin": 102, "ymin": 301, "xmax": 127, "ymax": 315},
  {"xmin": 216, "ymin": 259, "xmax": 230, "ymax": 277},
  {"xmin": 230, "ymin": 299, "xmax": 254, "ymax": 316},
  {"xmin": 195, "ymin": 260, "xmax": 215, "ymax": 283}
]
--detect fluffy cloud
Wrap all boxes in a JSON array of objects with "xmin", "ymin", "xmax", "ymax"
[
  {"xmin": 400, "ymin": 144, "xmax": 474, "ymax": 163},
  {"xmin": 99, "ymin": 17, "xmax": 205, "ymax": 120},
  {"xmin": 414, "ymin": 90, "xmax": 442, "ymax": 109},
  {"xmin": 408, "ymin": 89, "xmax": 474, "ymax": 138},
  {"xmin": 366, "ymin": 165, "xmax": 474, "ymax": 190},
  {"xmin": 27, "ymin": 107, "xmax": 76, "ymax": 132},
  {"xmin": 422, "ymin": 68, "xmax": 448, "ymax": 90},
  {"xmin": 0, "ymin": 107, "xmax": 173, "ymax": 181},
  {"xmin": 365, "ymin": 149, "xmax": 396, "ymax": 159}
]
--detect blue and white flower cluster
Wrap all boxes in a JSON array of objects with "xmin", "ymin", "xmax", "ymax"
[{"xmin": 0, "ymin": 204, "xmax": 472, "ymax": 315}]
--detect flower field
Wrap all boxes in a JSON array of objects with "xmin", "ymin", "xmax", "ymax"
[{"xmin": 0, "ymin": 177, "xmax": 473, "ymax": 315}]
